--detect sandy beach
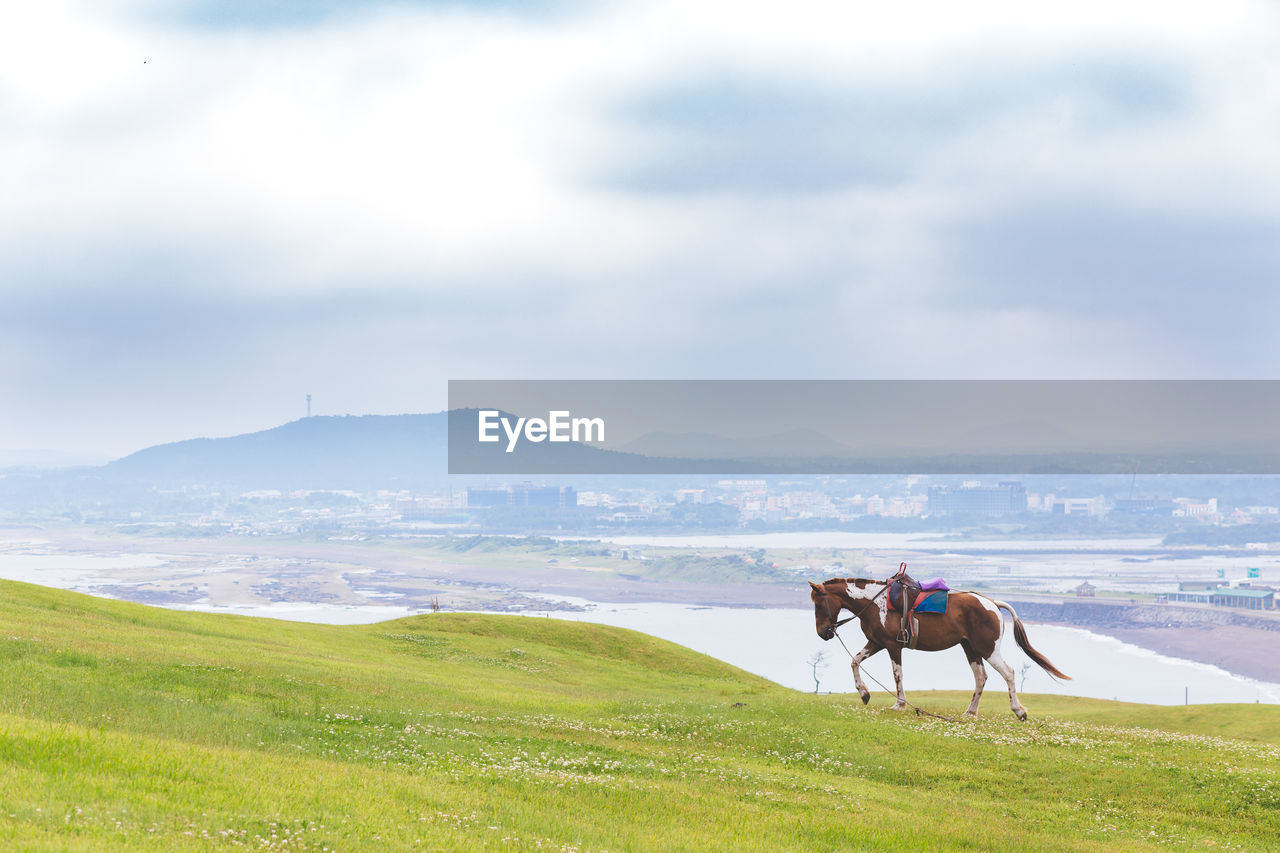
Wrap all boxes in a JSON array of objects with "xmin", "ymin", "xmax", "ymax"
[{"xmin": 1070, "ymin": 624, "xmax": 1280, "ymax": 685}]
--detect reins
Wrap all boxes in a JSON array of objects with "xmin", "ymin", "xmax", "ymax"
[
  {"xmin": 830, "ymin": 629, "xmax": 961, "ymax": 722},
  {"xmin": 826, "ymin": 577, "xmax": 962, "ymax": 723},
  {"xmin": 827, "ymin": 579, "xmax": 883, "ymax": 628}
]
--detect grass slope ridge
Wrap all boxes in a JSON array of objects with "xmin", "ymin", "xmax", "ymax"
[{"xmin": 0, "ymin": 580, "xmax": 1277, "ymax": 851}]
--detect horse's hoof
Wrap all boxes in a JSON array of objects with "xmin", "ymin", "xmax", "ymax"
[
  {"xmin": 860, "ymin": 692, "xmax": 870, "ymax": 705},
  {"xmin": 963, "ymin": 710, "xmax": 977, "ymax": 718},
  {"xmin": 890, "ymin": 702, "xmax": 907, "ymax": 711},
  {"xmin": 1016, "ymin": 710, "xmax": 1028, "ymax": 722}
]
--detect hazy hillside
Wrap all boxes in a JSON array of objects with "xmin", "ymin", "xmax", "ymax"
[
  {"xmin": 1, "ymin": 579, "xmax": 1277, "ymax": 850},
  {"xmin": 92, "ymin": 409, "xmax": 703, "ymax": 489},
  {"xmin": 104, "ymin": 413, "xmax": 448, "ymax": 490}
]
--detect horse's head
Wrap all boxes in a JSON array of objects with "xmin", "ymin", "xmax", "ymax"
[
  {"xmin": 809, "ymin": 580, "xmax": 844, "ymax": 641},
  {"xmin": 811, "ymin": 578, "xmax": 882, "ymax": 640}
]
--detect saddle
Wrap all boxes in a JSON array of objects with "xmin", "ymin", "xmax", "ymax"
[{"xmin": 885, "ymin": 563, "xmax": 950, "ymax": 649}]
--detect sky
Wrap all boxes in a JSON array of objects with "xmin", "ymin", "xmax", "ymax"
[{"xmin": 2, "ymin": 0, "xmax": 1279, "ymax": 459}]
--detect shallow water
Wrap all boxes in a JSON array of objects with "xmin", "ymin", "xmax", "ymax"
[{"xmin": 0, "ymin": 551, "xmax": 170, "ymax": 586}]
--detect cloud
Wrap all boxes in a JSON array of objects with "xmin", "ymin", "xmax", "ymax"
[
  {"xmin": 2, "ymin": 0, "xmax": 1280, "ymax": 454},
  {"xmin": 949, "ymin": 204, "xmax": 1280, "ymax": 309},
  {"xmin": 602, "ymin": 57, "xmax": 1189, "ymax": 195},
  {"xmin": 166, "ymin": 0, "xmax": 573, "ymax": 29}
]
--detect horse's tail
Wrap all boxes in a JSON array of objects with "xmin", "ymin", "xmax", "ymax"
[{"xmin": 989, "ymin": 597, "xmax": 1071, "ymax": 681}]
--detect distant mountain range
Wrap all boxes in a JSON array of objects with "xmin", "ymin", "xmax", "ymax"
[
  {"xmin": 13, "ymin": 408, "xmax": 1279, "ymax": 498},
  {"xmin": 103, "ymin": 413, "xmax": 449, "ymax": 490},
  {"xmin": 618, "ymin": 428, "xmax": 854, "ymax": 459}
]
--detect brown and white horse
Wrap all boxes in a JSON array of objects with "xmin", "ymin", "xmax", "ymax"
[{"xmin": 809, "ymin": 577, "xmax": 1069, "ymax": 720}]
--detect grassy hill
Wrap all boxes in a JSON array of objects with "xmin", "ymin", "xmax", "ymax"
[{"xmin": 1, "ymin": 580, "xmax": 1277, "ymax": 851}]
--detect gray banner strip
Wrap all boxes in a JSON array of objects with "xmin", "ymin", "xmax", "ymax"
[{"xmin": 447, "ymin": 380, "xmax": 1280, "ymax": 474}]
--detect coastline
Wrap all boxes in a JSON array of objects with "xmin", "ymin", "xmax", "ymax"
[
  {"xmin": 5, "ymin": 528, "xmax": 1279, "ymax": 688},
  {"xmin": 997, "ymin": 596, "xmax": 1280, "ymax": 686},
  {"xmin": 1042, "ymin": 622, "xmax": 1280, "ymax": 686}
]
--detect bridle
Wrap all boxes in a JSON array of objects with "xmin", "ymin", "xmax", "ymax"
[{"xmin": 820, "ymin": 578, "xmax": 887, "ymax": 630}]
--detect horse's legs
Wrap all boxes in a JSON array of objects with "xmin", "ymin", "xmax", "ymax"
[
  {"xmin": 887, "ymin": 646, "xmax": 907, "ymax": 710},
  {"xmin": 849, "ymin": 642, "xmax": 880, "ymax": 705},
  {"xmin": 959, "ymin": 640, "xmax": 987, "ymax": 717},
  {"xmin": 985, "ymin": 643, "xmax": 1028, "ymax": 721}
]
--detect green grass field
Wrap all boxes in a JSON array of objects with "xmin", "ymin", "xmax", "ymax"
[{"xmin": 1, "ymin": 578, "xmax": 1277, "ymax": 851}]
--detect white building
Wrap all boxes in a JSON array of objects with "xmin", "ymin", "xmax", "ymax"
[{"xmin": 1054, "ymin": 496, "xmax": 1107, "ymax": 517}]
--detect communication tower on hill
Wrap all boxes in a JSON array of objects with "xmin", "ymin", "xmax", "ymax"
[{"xmin": 306, "ymin": 394, "xmax": 312, "ymax": 418}]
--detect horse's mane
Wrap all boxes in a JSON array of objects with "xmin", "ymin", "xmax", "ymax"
[{"xmin": 820, "ymin": 576, "xmax": 878, "ymax": 587}]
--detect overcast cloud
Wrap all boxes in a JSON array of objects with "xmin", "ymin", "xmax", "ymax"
[{"xmin": 2, "ymin": 0, "xmax": 1279, "ymax": 457}]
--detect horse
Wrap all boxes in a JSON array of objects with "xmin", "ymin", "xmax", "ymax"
[{"xmin": 809, "ymin": 577, "xmax": 1069, "ymax": 720}]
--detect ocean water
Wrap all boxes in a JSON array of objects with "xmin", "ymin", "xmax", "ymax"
[{"xmin": 0, "ymin": 550, "xmax": 170, "ymax": 586}]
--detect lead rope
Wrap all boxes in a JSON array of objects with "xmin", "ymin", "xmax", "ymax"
[{"xmin": 832, "ymin": 627, "xmax": 962, "ymax": 723}]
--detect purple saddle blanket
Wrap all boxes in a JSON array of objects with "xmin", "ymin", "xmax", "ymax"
[{"xmin": 887, "ymin": 577, "xmax": 951, "ymax": 614}]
